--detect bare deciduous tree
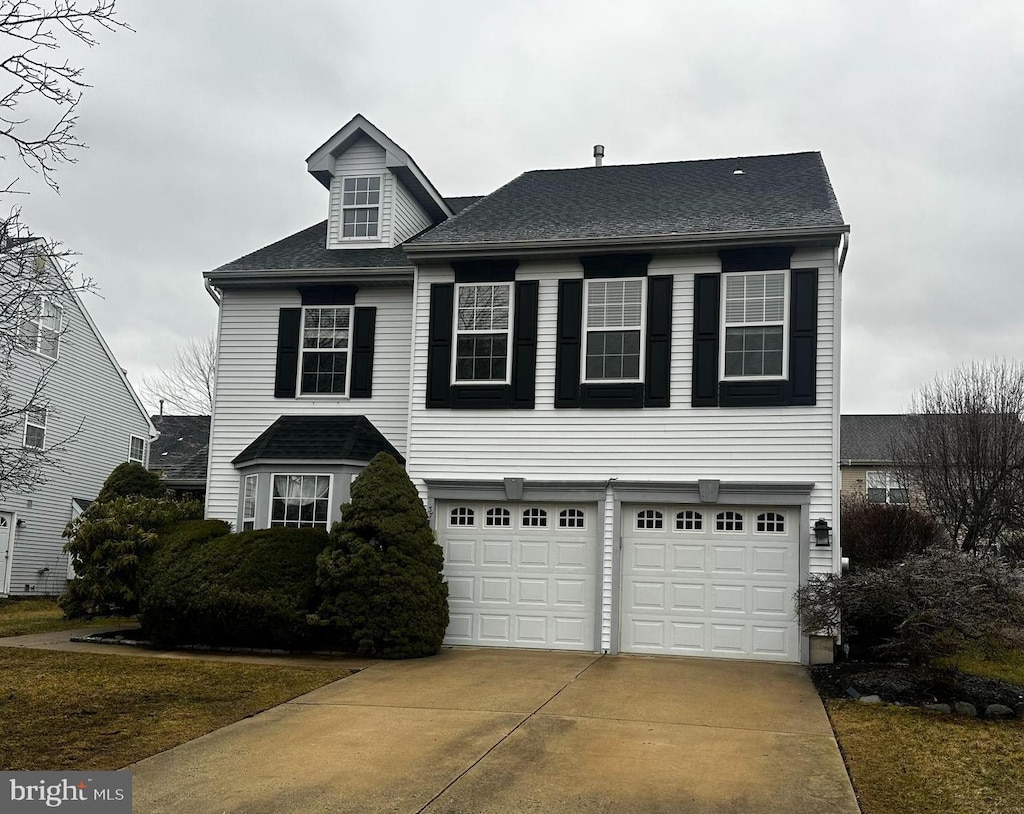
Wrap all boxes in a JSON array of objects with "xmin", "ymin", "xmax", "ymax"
[
  {"xmin": 0, "ymin": 0, "xmax": 129, "ymax": 497},
  {"xmin": 142, "ymin": 333, "xmax": 216, "ymax": 415},
  {"xmin": 893, "ymin": 359, "xmax": 1024, "ymax": 556}
]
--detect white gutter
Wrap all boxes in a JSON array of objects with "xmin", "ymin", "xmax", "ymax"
[
  {"xmin": 204, "ymin": 278, "xmax": 222, "ymax": 305},
  {"xmin": 838, "ymin": 230, "xmax": 851, "ymax": 273}
]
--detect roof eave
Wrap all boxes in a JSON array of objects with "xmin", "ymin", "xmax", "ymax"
[
  {"xmin": 404, "ymin": 224, "xmax": 851, "ymax": 260},
  {"xmin": 204, "ymin": 266, "xmax": 415, "ymax": 287}
]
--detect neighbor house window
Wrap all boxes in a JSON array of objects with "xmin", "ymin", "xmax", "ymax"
[
  {"xmin": 23, "ymin": 408, "xmax": 46, "ymax": 450},
  {"xmin": 300, "ymin": 306, "xmax": 352, "ymax": 395},
  {"xmin": 866, "ymin": 471, "xmax": 909, "ymax": 505},
  {"xmin": 241, "ymin": 474, "xmax": 257, "ymax": 531},
  {"xmin": 722, "ymin": 271, "xmax": 787, "ymax": 379},
  {"xmin": 583, "ymin": 278, "xmax": 644, "ymax": 381},
  {"xmin": 453, "ymin": 283, "xmax": 512, "ymax": 383},
  {"xmin": 128, "ymin": 434, "xmax": 146, "ymax": 465},
  {"xmin": 20, "ymin": 296, "xmax": 63, "ymax": 359},
  {"xmin": 341, "ymin": 176, "xmax": 381, "ymax": 238},
  {"xmin": 270, "ymin": 474, "xmax": 331, "ymax": 530}
]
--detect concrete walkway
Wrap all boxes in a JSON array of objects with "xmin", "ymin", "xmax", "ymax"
[{"xmin": 128, "ymin": 648, "xmax": 860, "ymax": 814}]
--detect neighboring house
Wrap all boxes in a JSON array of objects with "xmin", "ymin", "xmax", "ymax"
[
  {"xmin": 149, "ymin": 415, "xmax": 211, "ymax": 502},
  {"xmin": 1, "ymin": 258, "xmax": 153, "ymax": 597},
  {"xmin": 204, "ymin": 114, "xmax": 850, "ymax": 664},
  {"xmin": 839, "ymin": 415, "xmax": 910, "ymax": 504}
]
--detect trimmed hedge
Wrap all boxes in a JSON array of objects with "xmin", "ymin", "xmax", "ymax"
[
  {"xmin": 96, "ymin": 462, "xmax": 167, "ymax": 502},
  {"xmin": 316, "ymin": 452, "xmax": 448, "ymax": 658},
  {"xmin": 140, "ymin": 526, "xmax": 328, "ymax": 649},
  {"xmin": 840, "ymin": 496, "xmax": 949, "ymax": 569}
]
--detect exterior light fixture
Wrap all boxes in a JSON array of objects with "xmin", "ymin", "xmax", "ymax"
[{"xmin": 813, "ymin": 518, "xmax": 832, "ymax": 546}]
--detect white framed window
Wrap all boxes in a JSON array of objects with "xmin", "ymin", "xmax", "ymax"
[
  {"xmin": 866, "ymin": 471, "xmax": 909, "ymax": 505},
  {"xmin": 19, "ymin": 296, "xmax": 63, "ymax": 359},
  {"xmin": 453, "ymin": 283, "xmax": 512, "ymax": 383},
  {"xmin": 583, "ymin": 278, "xmax": 645, "ymax": 382},
  {"xmin": 341, "ymin": 175, "xmax": 382, "ymax": 238},
  {"xmin": 241, "ymin": 474, "xmax": 258, "ymax": 531},
  {"xmin": 299, "ymin": 305, "xmax": 352, "ymax": 395},
  {"xmin": 636, "ymin": 509, "xmax": 663, "ymax": 530},
  {"xmin": 675, "ymin": 510, "xmax": 703, "ymax": 531},
  {"xmin": 715, "ymin": 510, "xmax": 743, "ymax": 532},
  {"xmin": 485, "ymin": 507, "xmax": 511, "ymax": 527},
  {"xmin": 756, "ymin": 511, "xmax": 786, "ymax": 533},
  {"xmin": 558, "ymin": 508, "xmax": 586, "ymax": 529},
  {"xmin": 270, "ymin": 474, "xmax": 331, "ymax": 530},
  {"xmin": 23, "ymin": 408, "xmax": 46, "ymax": 450},
  {"xmin": 449, "ymin": 506, "xmax": 475, "ymax": 527},
  {"xmin": 521, "ymin": 507, "xmax": 548, "ymax": 528},
  {"xmin": 721, "ymin": 271, "xmax": 788, "ymax": 379},
  {"xmin": 128, "ymin": 434, "xmax": 147, "ymax": 465}
]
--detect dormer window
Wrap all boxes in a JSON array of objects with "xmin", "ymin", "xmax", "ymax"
[{"xmin": 341, "ymin": 176, "xmax": 381, "ymax": 238}]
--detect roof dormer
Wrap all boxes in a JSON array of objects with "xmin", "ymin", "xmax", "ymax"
[{"xmin": 306, "ymin": 114, "xmax": 453, "ymax": 250}]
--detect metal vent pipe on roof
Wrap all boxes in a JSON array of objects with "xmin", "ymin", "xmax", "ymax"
[{"xmin": 593, "ymin": 144, "xmax": 604, "ymax": 167}]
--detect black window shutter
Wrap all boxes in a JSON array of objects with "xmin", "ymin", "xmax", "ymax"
[
  {"xmin": 274, "ymin": 308, "xmax": 301, "ymax": 398},
  {"xmin": 691, "ymin": 274, "xmax": 720, "ymax": 407},
  {"xmin": 554, "ymin": 279, "xmax": 583, "ymax": 408},
  {"xmin": 426, "ymin": 283, "xmax": 454, "ymax": 408},
  {"xmin": 349, "ymin": 307, "xmax": 376, "ymax": 398},
  {"xmin": 644, "ymin": 275, "xmax": 673, "ymax": 407},
  {"xmin": 511, "ymin": 280, "xmax": 538, "ymax": 408},
  {"xmin": 788, "ymin": 269, "xmax": 818, "ymax": 406}
]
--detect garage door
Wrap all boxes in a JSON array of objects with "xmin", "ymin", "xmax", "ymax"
[
  {"xmin": 620, "ymin": 505, "xmax": 800, "ymax": 661},
  {"xmin": 438, "ymin": 501, "xmax": 597, "ymax": 650}
]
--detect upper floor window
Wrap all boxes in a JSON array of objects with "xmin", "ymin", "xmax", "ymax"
[
  {"xmin": 721, "ymin": 271, "xmax": 787, "ymax": 379},
  {"xmin": 20, "ymin": 296, "xmax": 63, "ymax": 359},
  {"xmin": 300, "ymin": 306, "xmax": 351, "ymax": 395},
  {"xmin": 867, "ymin": 471, "xmax": 909, "ymax": 505},
  {"xmin": 583, "ymin": 278, "xmax": 645, "ymax": 382},
  {"xmin": 128, "ymin": 435, "xmax": 147, "ymax": 465},
  {"xmin": 453, "ymin": 283, "xmax": 512, "ymax": 383},
  {"xmin": 271, "ymin": 474, "xmax": 331, "ymax": 530},
  {"xmin": 23, "ymin": 408, "xmax": 46, "ymax": 450},
  {"xmin": 341, "ymin": 176, "xmax": 381, "ymax": 238}
]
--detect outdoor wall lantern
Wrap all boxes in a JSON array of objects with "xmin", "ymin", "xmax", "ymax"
[{"xmin": 813, "ymin": 518, "xmax": 832, "ymax": 546}]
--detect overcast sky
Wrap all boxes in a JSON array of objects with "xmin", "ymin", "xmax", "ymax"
[{"xmin": 14, "ymin": 0, "xmax": 1024, "ymax": 415}]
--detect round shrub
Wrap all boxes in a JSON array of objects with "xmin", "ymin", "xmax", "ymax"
[
  {"xmin": 840, "ymin": 496, "xmax": 949, "ymax": 569},
  {"xmin": 139, "ymin": 526, "xmax": 329, "ymax": 649},
  {"xmin": 96, "ymin": 462, "xmax": 168, "ymax": 503},
  {"xmin": 316, "ymin": 452, "xmax": 448, "ymax": 658}
]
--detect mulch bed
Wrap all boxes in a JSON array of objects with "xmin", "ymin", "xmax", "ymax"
[{"xmin": 812, "ymin": 661, "xmax": 1024, "ymax": 710}]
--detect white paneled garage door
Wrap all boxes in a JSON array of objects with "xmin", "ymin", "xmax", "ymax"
[
  {"xmin": 438, "ymin": 501, "xmax": 597, "ymax": 651},
  {"xmin": 620, "ymin": 504, "xmax": 800, "ymax": 662}
]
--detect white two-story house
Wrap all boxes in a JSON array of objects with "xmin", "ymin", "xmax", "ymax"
[
  {"xmin": 2, "ymin": 250, "xmax": 153, "ymax": 597},
  {"xmin": 204, "ymin": 114, "xmax": 849, "ymax": 664}
]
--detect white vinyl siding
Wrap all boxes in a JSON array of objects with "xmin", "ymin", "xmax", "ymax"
[
  {"xmin": 2, "ymin": 287, "xmax": 151, "ymax": 596},
  {"xmin": 205, "ymin": 286, "xmax": 412, "ymax": 525},
  {"xmin": 408, "ymin": 247, "xmax": 838, "ymax": 579},
  {"xmin": 392, "ymin": 180, "xmax": 433, "ymax": 243}
]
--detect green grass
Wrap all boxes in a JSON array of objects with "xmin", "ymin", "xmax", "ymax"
[
  {"xmin": 0, "ymin": 598, "xmax": 135, "ymax": 638},
  {"xmin": 0, "ymin": 648, "xmax": 352, "ymax": 770},
  {"xmin": 827, "ymin": 645, "xmax": 1024, "ymax": 814}
]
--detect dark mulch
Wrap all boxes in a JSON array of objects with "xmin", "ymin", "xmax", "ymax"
[{"xmin": 812, "ymin": 661, "xmax": 1024, "ymax": 710}]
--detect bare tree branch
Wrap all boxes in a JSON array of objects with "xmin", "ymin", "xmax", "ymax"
[{"xmin": 141, "ymin": 333, "xmax": 216, "ymax": 415}]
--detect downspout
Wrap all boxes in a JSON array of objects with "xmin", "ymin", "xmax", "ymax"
[{"xmin": 204, "ymin": 278, "xmax": 222, "ymax": 305}]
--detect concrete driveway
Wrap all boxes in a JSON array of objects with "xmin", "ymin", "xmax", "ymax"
[{"xmin": 130, "ymin": 649, "xmax": 859, "ymax": 814}]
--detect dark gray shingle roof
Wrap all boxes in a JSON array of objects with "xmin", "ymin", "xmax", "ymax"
[
  {"xmin": 444, "ymin": 195, "xmax": 484, "ymax": 214},
  {"xmin": 840, "ymin": 415, "xmax": 909, "ymax": 462},
  {"xmin": 411, "ymin": 152, "xmax": 844, "ymax": 247},
  {"xmin": 150, "ymin": 415, "xmax": 211, "ymax": 481},
  {"xmin": 213, "ymin": 221, "xmax": 412, "ymax": 273},
  {"xmin": 233, "ymin": 415, "xmax": 404, "ymax": 466}
]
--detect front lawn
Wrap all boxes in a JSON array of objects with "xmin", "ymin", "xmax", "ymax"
[
  {"xmin": 828, "ymin": 701, "xmax": 1024, "ymax": 814},
  {"xmin": 825, "ymin": 644, "xmax": 1024, "ymax": 814},
  {"xmin": 0, "ymin": 648, "xmax": 352, "ymax": 770},
  {"xmin": 0, "ymin": 598, "xmax": 134, "ymax": 638}
]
